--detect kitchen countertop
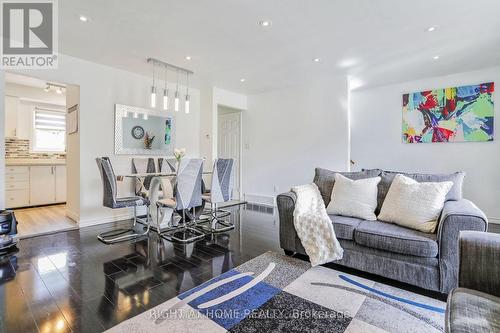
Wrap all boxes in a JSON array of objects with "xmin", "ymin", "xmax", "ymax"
[{"xmin": 6, "ymin": 159, "xmax": 66, "ymax": 166}]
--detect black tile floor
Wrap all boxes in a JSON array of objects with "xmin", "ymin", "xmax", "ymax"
[
  {"xmin": 1, "ymin": 205, "xmax": 498, "ymax": 333},
  {"xmin": 0, "ymin": 206, "xmax": 281, "ymax": 333}
]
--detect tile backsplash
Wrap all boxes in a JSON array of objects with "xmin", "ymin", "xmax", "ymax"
[{"xmin": 5, "ymin": 138, "xmax": 66, "ymax": 159}]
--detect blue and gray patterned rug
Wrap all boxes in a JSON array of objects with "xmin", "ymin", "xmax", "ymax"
[{"xmin": 107, "ymin": 252, "xmax": 445, "ymax": 332}]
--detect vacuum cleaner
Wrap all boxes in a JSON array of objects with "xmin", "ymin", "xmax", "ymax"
[{"xmin": 0, "ymin": 210, "xmax": 18, "ymax": 253}]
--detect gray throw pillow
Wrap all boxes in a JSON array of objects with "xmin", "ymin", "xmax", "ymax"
[{"xmin": 313, "ymin": 167, "xmax": 382, "ymax": 206}]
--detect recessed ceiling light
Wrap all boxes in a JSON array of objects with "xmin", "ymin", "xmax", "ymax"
[
  {"xmin": 79, "ymin": 15, "xmax": 89, "ymax": 22},
  {"xmin": 427, "ymin": 26, "xmax": 438, "ymax": 32},
  {"xmin": 433, "ymin": 55, "xmax": 440, "ymax": 60},
  {"xmin": 185, "ymin": 55, "xmax": 192, "ymax": 61},
  {"xmin": 313, "ymin": 58, "xmax": 321, "ymax": 63},
  {"xmin": 258, "ymin": 20, "xmax": 272, "ymax": 27},
  {"xmin": 240, "ymin": 78, "xmax": 246, "ymax": 82}
]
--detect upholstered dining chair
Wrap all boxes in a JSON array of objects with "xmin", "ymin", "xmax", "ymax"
[
  {"xmin": 96, "ymin": 157, "xmax": 150, "ymax": 244},
  {"xmin": 200, "ymin": 158, "xmax": 235, "ymax": 232},
  {"xmin": 158, "ymin": 157, "xmax": 177, "ymax": 173},
  {"xmin": 131, "ymin": 158, "xmax": 156, "ymax": 197},
  {"xmin": 156, "ymin": 158, "xmax": 206, "ymax": 243}
]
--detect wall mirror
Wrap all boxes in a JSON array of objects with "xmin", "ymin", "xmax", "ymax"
[{"xmin": 114, "ymin": 104, "xmax": 175, "ymax": 155}]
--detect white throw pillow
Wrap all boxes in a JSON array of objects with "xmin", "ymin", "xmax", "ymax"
[
  {"xmin": 326, "ymin": 174, "xmax": 381, "ymax": 220},
  {"xmin": 378, "ymin": 174, "xmax": 453, "ymax": 233}
]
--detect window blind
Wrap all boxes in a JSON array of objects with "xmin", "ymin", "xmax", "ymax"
[{"xmin": 34, "ymin": 110, "xmax": 66, "ymax": 131}]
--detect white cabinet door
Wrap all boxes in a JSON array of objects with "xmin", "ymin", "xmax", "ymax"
[
  {"xmin": 55, "ymin": 165, "xmax": 66, "ymax": 203},
  {"xmin": 16, "ymin": 103, "xmax": 32, "ymax": 140},
  {"xmin": 29, "ymin": 166, "xmax": 56, "ymax": 205},
  {"xmin": 5, "ymin": 96, "xmax": 19, "ymax": 138}
]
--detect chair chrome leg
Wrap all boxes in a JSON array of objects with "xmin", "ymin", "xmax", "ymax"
[
  {"xmin": 97, "ymin": 205, "xmax": 151, "ymax": 244},
  {"xmin": 164, "ymin": 208, "xmax": 205, "ymax": 243},
  {"xmin": 209, "ymin": 203, "xmax": 235, "ymax": 233},
  {"xmin": 196, "ymin": 202, "xmax": 235, "ymax": 233}
]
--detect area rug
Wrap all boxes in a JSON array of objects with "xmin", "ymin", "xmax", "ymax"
[{"xmin": 107, "ymin": 252, "xmax": 445, "ymax": 332}]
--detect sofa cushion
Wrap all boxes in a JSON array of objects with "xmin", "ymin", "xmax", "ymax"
[
  {"xmin": 377, "ymin": 174, "xmax": 453, "ymax": 233},
  {"xmin": 329, "ymin": 215, "xmax": 363, "ymax": 240},
  {"xmin": 446, "ymin": 288, "xmax": 500, "ymax": 333},
  {"xmin": 364, "ymin": 169, "xmax": 465, "ymax": 213},
  {"xmin": 313, "ymin": 167, "xmax": 382, "ymax": 206},
  {"xmin": 354, "ymin": 220, "xmax": 439, "ymax": 257}
]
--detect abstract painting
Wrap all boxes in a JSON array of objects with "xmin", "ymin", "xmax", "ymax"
[{"xmin": 402, "ymin": 82, "xmax": 494, "ymax": 143}]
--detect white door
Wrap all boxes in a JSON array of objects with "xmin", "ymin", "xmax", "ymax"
[
  {"xmin": 218, "ymin": 112, "xmax": 241, "ymax": 199},
  {"xmin": 55, "ymin": 165, "xmax": 67, "ymax": 203},
  {"xmin": 29, "ymin": 166, "xmax": 56, "ymax": 205}
]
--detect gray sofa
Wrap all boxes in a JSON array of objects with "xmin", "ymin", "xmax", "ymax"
[
  {"xmin": 446, "ymin": 231, "xmax": 500, "ymax": 332},
  {"xmin": 277, "ymin": 168, "xmax": 488, "ymax": 294}
]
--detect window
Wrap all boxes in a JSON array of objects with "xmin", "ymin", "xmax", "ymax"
[{"xmin": 32, "ymin": 109, "xmax": 66, "ymax": 152}]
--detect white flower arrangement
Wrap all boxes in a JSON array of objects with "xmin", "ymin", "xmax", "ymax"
[{"xmin": 174, "ymin": 148, "xmax": 186, "ymax": 161}]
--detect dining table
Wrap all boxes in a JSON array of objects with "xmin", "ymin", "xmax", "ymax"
[{"xmin": 116, "ymin": 170, "xmax": 213, "ymax": 230}]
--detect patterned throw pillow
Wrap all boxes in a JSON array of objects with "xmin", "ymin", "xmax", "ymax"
[
  {"xmin": 378, "ymin": 174, "xmax": 453, "ymax": 233},
  {"xmin": 326, "ymin": 174, "xmax": 381, "ymax": 220}
]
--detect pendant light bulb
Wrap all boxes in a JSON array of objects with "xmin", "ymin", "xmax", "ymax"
[
  {"xmin": 163, "ymin": 65, "xmax": 168, "ymax": 110},
  {"xmin": 174, "ymin": 69, "xmax": 180, "ymax": 112},
  {"xmin": 185, "ymin": 72, "xmax": 190, "ymax": 114},
  {"xmin": 163, "ymin": 88, "xmax": 168, "ymax": 110},
  {"xmin": 185, "ymin": 95, "xmax": 190, "ymax": 114},
  {"xmin": 150, "ymin": 61, "xmax": 156, "ymax": 108},
  {"xmin": 150, "ymin": 86, "xmax": 157, "ymax": 108},
  {"xmin": 174, "ymin": 91, "xmax": 179, "ymax": 112}
]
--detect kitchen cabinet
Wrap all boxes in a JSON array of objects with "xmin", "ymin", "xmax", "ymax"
[
  {"xmin": 4, "ymin": 96, "xmax": 32, "ymax": 140},
  {"xmin": 29, "ymin": 166, "xmax": 56, "ymax": 206},
  {"xmin": 5, "ymin": 164, "xmax": 66, "ymax": 208},
  {"xmin": 5, "ymin": 96, "xmax": 19, "ymax": 138},
  {"xmin": 5, "ymin": 166, "xmax": 29, "ymax": 208},
  {"xmin": 55, "ymin": 165, "xmax": 67, "ymax": 202}
]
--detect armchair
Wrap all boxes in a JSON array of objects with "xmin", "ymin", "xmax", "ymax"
[{"xmin": 445, "ymin": 231, "xmax": 500, "ymax": 332}]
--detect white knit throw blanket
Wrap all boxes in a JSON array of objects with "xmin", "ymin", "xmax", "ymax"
[{"xmin": 291, "ymin": 183, "xmax": 343, "ymax": 266}]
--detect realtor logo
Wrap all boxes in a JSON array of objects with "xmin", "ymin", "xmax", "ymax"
[{"xmin": 1, "ymin": 0, "xmax": 58, "ymax": 68}]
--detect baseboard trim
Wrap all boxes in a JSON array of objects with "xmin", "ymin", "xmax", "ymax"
[{"xmin": 78, "ymin": 213, "xmax": 134, "ymax": 228}]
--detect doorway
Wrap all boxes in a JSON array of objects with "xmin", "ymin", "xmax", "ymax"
[
  {"xmin": 3, "ymin": 73, "xmax": 77, "ymax": 238},
  {"xmin": 217, "ymin": 105, "xmax": 242, "ymax": 199}
]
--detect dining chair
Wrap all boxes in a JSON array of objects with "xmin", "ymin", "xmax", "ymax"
[
  {"xmin": 156, "ymin": 158, "xmax": 206, "ymax": 243},
  {"xmin": 200, "ymin": 158, "xmax": 235, "ymax": 232},
  {"xmin": 158, "ymin": 157, "xmax": 177, "ymax": 173},
  {"xmin": 132, "ymin": 158, "xmax": 156, "ymax": 197},
  {"xmin": 96, "ymin": 157, "xmax": 151, "ymax": 244}
]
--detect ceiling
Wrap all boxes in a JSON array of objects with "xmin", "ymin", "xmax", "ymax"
[{"xmin": 59, "ymin": 0, "xmax": 500, "ymax": 94}]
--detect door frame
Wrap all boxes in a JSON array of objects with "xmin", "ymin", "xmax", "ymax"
[{"xmin": 216, "ymin": 105, "xmax": 243, "ymax": 200}]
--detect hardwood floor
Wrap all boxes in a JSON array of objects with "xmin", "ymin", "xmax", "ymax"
[{"xmin": 13, "ymin": 204, "xmax": 78, "ymax": 238}]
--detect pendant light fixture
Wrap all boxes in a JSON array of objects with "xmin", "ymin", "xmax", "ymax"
[
  {"xmin": 150, "ymin": 61, "xmax": 157, "ymax": 108},
  {"xmin": 185, "ymin": 72, "xmax": 190, "ymax": 114},
  {"xmin": 163, "ymin": 65, "xmax": 169, "ymax": 110},
  {"xmin": 174, "ymin": 69, "xmax": 180, "ymax": 112},
  {"xmin": 147, "ymin": 58, "xmax": 193, "ymax": 114}
]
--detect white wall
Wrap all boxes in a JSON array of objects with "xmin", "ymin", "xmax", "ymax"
[
  {"xmin": 65, "ymin": 85, "xmax": 80, "ymax": 221},
  {"xmin": 3, "ymin": 54, "xmax": 201, "ymax": 226},
  {"xmin": 351, "ymin": 66, "xmax": 500, "ymax": 223},
  {"xmin": 243, "ymin": 76, "xmax": 350, "ymax": 201},
  {"xmin": 199, "ymin": 85, "xmax": 248, "ymax": 165}
]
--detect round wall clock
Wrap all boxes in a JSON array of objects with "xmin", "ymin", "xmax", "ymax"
[{"xmin": 131, "ymin": 126, "xmax": 145, "ymax": 139}]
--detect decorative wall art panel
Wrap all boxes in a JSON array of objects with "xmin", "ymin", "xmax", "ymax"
[{"xmin": 403, "ymin": 82, "xmax": 494, "ymax": 143}]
